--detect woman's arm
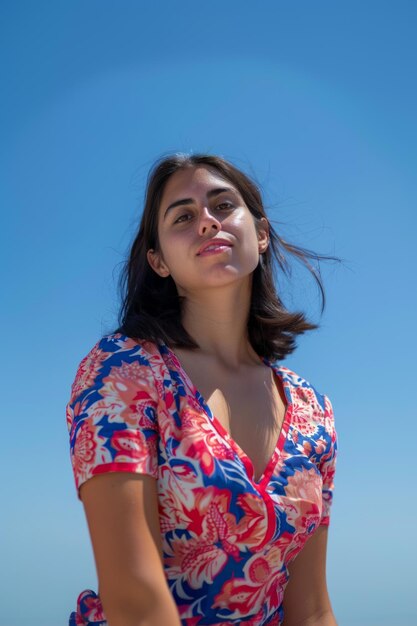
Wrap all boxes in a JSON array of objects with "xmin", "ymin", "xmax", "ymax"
[
  {"xmin": 282, "ymin": 525, "xmax": 337, "ymax": 626},
  {"xmin": 80, "ymin": 472, "xmax": 181, "ymax": 626}
]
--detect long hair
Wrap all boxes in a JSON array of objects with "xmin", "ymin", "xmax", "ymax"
[{"xmin": 116, "ymin": 153, "xmax": 337, "ymax": 360}]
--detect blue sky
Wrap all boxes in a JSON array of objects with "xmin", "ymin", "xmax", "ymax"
[{"xmin": 1, "ymin": 2, "xmax": 416, "ymax": 625}]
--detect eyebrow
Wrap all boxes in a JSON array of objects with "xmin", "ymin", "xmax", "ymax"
[{"xmin": 163, "ymin": 187, "xmax": 238, "ymax": 220}]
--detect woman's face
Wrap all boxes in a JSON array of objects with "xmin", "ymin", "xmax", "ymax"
[{"xmin": 147, "ymin": 166, "xmax": 269, "ymax": 295}]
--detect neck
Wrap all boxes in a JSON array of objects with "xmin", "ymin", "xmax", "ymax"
[{"xmin": 179, "ymin": 278, "xmax": 259, "ymax": 368}]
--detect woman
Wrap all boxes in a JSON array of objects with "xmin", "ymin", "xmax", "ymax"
[{"xmin": 67, "ymin": 153, "xmax": 338, "ymax": 626}]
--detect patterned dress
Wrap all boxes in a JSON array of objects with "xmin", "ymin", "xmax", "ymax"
[{"xmin": 67, "ymin": 333, "xmax": 337, "ymax": 626}]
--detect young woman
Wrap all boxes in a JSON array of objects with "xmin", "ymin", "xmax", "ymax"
[{"xmin": 67, "ymin": 153, "xmax": 338, "ymax": 626}]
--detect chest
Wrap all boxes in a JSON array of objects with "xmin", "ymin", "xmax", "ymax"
[{"xmin": 173, "ymin": 352, "xmax": 288, "ymax": 482}]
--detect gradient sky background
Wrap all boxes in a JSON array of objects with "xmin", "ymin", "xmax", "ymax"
[{"xmin": 1, "ymin": 2, "xmax": 416, "ymax": 625}]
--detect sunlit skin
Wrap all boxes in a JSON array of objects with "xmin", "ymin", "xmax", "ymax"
[
  {"xmin": 147, "ymin": 165, "xmax": 269, "ymax": 367},
  {"xmin": 148, "ymin": 165, "xmax": 268, "ymax": 290},
  {"xmin": 147, "ymin": 165, "xmax": 290, "ymax": 487},
  {"xmin": 145, "ymin": 166, "xmax": 337, "ymax": 625},
  {"xmin": 80, "ymin": 165, "xmax": 336, "ymax": 626}
]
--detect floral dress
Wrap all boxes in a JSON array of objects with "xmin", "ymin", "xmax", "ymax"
[{"xmin": 67, "ymin": 333, "xmax": 337, "ymax": 626}]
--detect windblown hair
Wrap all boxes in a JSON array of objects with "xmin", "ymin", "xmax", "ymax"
[{"xmin": 116, "ymin": 153, "xmax": 336, "ymax": 361}]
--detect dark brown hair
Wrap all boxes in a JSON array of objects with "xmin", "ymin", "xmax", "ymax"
[{"xmin": 116, "ymin": 153, "xmax": 337, "ymax": 360}]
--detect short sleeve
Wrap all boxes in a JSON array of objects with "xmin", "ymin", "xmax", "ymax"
[
  {"xmin": 66, "ymin": 335, "xmax": 160, "ymax": 498},
  {"xmin": 319, "ymin": 394, "xmax": 338, "ymax": 526}
]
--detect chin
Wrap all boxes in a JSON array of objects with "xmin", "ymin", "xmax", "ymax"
[{"xmin": 196, "ymin": 271, "xmax": 253, "ymax": 292}]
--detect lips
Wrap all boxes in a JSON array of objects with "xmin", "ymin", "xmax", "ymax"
[{"xmin": 197, "ymin": 238, "xmax": 233, "ymax": 256}]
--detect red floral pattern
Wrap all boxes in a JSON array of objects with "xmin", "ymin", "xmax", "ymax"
[{"xmin": 67, "ymin": 334, "xmax": 337, "ymax": 625}]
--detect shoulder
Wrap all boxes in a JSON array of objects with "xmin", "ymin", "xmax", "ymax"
[
  {"xmin": 275, "ymin": 363, "xmax": 334, "ymax": 422},
  {"xmin": 68, "ymin": 333, "xmax": 166, "ymax": 403},
  {"xmin": 88, "ymin": 333, "xmax": 162, "ymax": 362},
  {"xmin": 276, "ymin": 364, "xmax": 338, "ymax": 470},
  {"xmin": 77, "ymin": 332, "xmax": 163, "ymax": 367}
]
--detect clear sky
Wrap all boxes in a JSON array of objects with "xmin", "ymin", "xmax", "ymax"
[{"xmin": 1, "ymin": 2, "xmax": 416, "ymax": 625}]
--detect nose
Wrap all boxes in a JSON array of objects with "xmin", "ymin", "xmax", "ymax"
[{"xmin": 198, "ymin": 206, "xmax": 221, "ymax": 236}]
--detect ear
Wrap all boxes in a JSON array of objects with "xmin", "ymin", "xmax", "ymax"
[
  {"xmin": 146, "ymin": 248, "xmax": 170, "ymax": 278},
  {"xmin": 257, "ymin": 217, "xmax": 269, "ymax": 254}
]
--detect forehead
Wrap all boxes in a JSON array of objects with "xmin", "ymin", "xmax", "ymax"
[{"xmin": 160, "ymin": 166, "xmax": 239, "ymax": 208}]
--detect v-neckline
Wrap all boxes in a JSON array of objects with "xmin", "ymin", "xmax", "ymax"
[{"xmin": 165, "ymin": 345, "xmax": 294, "ymax": 489}]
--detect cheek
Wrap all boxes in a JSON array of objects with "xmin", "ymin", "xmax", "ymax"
[
  {"xmin": 232, "ymin": 213, "xmax": 260, "ymax": 249},
  {"xmin": 230, "ymin": 209, "xmax": 257, "ymax": 232},
  {"xmin": 156, "ymin": 227, "xmax": 178, "ymax": 262},
  {"xmin": 156, "ymin": 235, "xmax": 191, "ymax": 281}
]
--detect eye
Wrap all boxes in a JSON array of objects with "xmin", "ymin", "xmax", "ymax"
[
  {"xmin": 216, "ymin": 201, "xmax": 234, "ymax": 211},
  {"xmin": 173, "ymin": 213, "xmax": 192, "ymax": 224}
]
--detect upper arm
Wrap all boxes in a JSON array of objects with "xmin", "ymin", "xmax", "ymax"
[
  {"xmin": 282, "ymin": 525, "xmax": 335, "ymax": 625},
  {"xmin": 66, "ymin": 336, "xmax": 160, "ymax": 497},
  {"xmin": 67, "ymin": 337, "xmax": 180, "ymax": 624},
  {"xmin": 80, "ymin": 472, "xmax": 169, "ymax": 612},
  {"xmin": 319, "ymin": 395, "xmax": 338, "ymax": 527},
  {"xmin": 282, "ymin": 393, "xmax": 338, "ymax": 625}
]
